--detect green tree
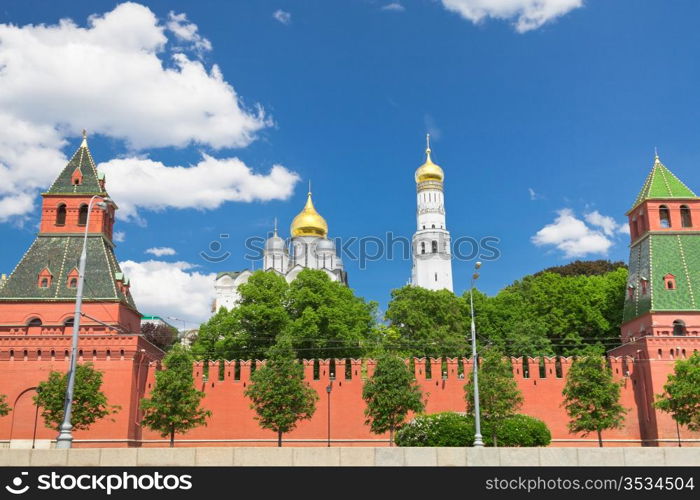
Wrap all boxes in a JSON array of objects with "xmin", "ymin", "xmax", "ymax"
[
  {"xmin": 362, "ymin": 353, "xmax": 424, "ymax": 444},
  {"xmin": 141, "ymin": 321, "xmax": 177, "ymax": 351},
  {"xmin": 655, "ymin": 352, "xmax": 700, "ymax": 444},
  {"xmin": 287, "ymin": 269, "xmax": 376, "ymax": 359},
  {"xmin": 562, "ymin": 350, "xmax": 627, "ymax": 446},
  {"xmin": 0, "ymin": 394, "xmax": 10, "ymax": 417},
  {"xmin": 471, "ymin": 267, "xmax": 627, "ymax": 356},
  {"xmin": 34, "ymin": 363, "xmax": 118, "ymax": 431},
  {"xmin": 244, "ymin": 340, "xmax": 318, "ymax": 446},
  {"xmin": 140, "ymin": 345, "xmax": 212, "ymax": 447},
  {"xmin": 465, "ymin": 348, "xmax": 523, "ymax": 446},
  {"xmin": 386, "ymin": 286, "xmax": 468, "ymax": 358}
]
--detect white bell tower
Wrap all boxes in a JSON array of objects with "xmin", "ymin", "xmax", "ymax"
[{"xmin": 411, "ymin": 134, "xmax": 453, "ymax": 291}]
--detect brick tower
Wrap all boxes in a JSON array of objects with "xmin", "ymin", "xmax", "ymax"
[
  {"xmin": 0, "ymin": 134, "xmax": 161, "ymax": 448},
  {"xmin": 611, "ymin": 153, "xmax": 700, "ymax": 446}
]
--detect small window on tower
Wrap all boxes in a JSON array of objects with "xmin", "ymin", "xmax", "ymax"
[
  {"xmin": 56, "ymin": 204, "xmax": 67, "ymax": 226},
  {"xmin": 40, "ymin": 278, "xmax": 49, "ymax": 288},
  {"xmin": 432, "ymin": 224, "xmax": 435, "ymax": 229},
  {"xmin": 434, "ymin": 273, "xmax": 438, "ymax": 282},
  {"xmin": 78, "ymin": 204, "xmax": 88, "ymax": 226},
  {"xmin": 641, "ymin": 278, "xmax": 648, "ymax": 295},
  {"xmin": 68, "ymin": 278, "xmax": 78, "ymax": 289},
  {"xmin": 673, "ymin": 320, "xmax": 686, "ymax": 336},
  {"xmin": 681, "ymin": 205, "xmax": 692, "ymax": 228},
  {"xmin": 659, "ymin": 205, "xmax": 671, "ymax": 228},
  {"xmin": 432, "ymin": 241, "xmax": 437, "ymax": 253},
  {"xmin": 421, "ymin": 242, "xmax": 425, "ymax": 254},
  {"xmin": 627, "ymin": 285, "xmax": 634, "ymax": 299},
  {"xmin": 664, "ymin": 273, "xmax": 676, "ymax": 290}
]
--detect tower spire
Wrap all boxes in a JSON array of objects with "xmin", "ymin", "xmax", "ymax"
[
  {"xmin": 273, "ymin": 217, "xmax": 278, "ymax": 236},
  {"xmin": 426, "ymin": 133, "xmax": 432, "ymax": 159},
  {"xmin": 654, "ymin": 146, "xmax": 660, "ymax": 164},
  {"xmin": 81, "ymin": 129, "xmax": 88, "ymax": 148},
  {"xmin": 308, "ymin": 180, "xmax": 312, "ymax": 195}
]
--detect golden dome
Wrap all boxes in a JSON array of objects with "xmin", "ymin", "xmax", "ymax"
[
  {"xmin": 290, "ymin": 190, "xmax": 328, "ymax": 238},
  {"xmin": 415, "ymin": 134, "xmax": 444, "ymax": 183}
]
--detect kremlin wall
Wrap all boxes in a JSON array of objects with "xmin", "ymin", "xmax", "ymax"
[{"xmin": 0, "ymin": 136, "xmax": 699, "ymax": 448}]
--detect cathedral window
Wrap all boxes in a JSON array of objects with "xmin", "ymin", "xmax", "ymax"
[
  {"xmin": 421, "ymin": 242, "xmax": 425, "ymax": 254},
  {"xmin": 56, "ymin": 204, "xmax": 67, "ymax": 226},
  {"xmin": 659, "ymin": 205, "xmax": 671, "ymax": 228},
  {"xmin": 681, "ymin": 205, "xmax": 692, "ymax": 227},
  {"xmin": 664, "ymin": 273, "xmax": 676, "ymax": 290},
  {"xmin": 673, "ymin": 320, "xmax": 686, "ymax": 336},
  {"xmin": 432, "ymin": 224, "xmax": 435, "ymax": 229},
  {"xmin": 78, "ymin": 204, "xmax": 88, "ymax": 226},
  {"xmin": 434, "ymin": 273, "xmax": 438, "ymax": 281},
  {"xmin": 431, "ymin": 241, "xmax": 437, "ymax": 253}
]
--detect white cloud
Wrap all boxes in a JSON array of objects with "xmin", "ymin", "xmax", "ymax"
[
  {"xmin": 146, "ymin": 246, "xmax": 177, "ymax": 257},
  {"xmin": 120, "ymin": 260, "xmax": 215, "ymax": 324},
  {"xmin": 382, "ymin": 3, "xmax": 406, "ymax": 11},
  {"xmin": 584, "ymin": 210, "xmax": 622, "ymax": 237},
  {"xmin": 100, "ymin": 154, "xmax": 300, "ymax": 222},
  {"xmin": 440, "ymin": 0, "xmax": 583, "ymax": 33},
  {"xmin": 0, "ymin": 2, "xmax": 272, "ymax": 221},
  {"xmin": 166, "ymin": 11, "xmax": 212, "ymax": 53},
  {"xmin": 528, "ymin": 187, "xmax": 539, "ymax": 200},
  {"xmin": 113, "ymin": 231, "xmax": 126, "ymax": 243},
  {"xmin": 273, "ymin": 10, "xmax": 292, "ymax": 25},
  {"xmin": 531, "ymin": 208, "xmax": 626, "ymax": 258}
]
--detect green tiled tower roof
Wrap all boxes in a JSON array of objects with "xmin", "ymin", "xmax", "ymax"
[
  {"xmin": 623, "ymin": 233, "xmax": 700, "ymax": 322},
  {"xmin": 0, "ymin": 134, "xmax": 137, "ymax": 312},
  {"xmin": 0, "ymin": 235, "xmax": 136, "ymax": 308},
  {"xmin": 45, "ymin": 132, "xmax": 105, "ymax": 196},
  {"xmin": 630, "ymin": 155, "xmax": 697, "ymax": 211}
]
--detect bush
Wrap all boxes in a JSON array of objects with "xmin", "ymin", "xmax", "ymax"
[
  {"xmin": 484, "ymin": 414, "xmax": 551, "ymax": 447},
  {"xmin": 395, "ymin": 412, "xmax": 551, "ymax": 447},
  {"xmin": 395, "ymin": 412, "xmax": 473, "ymax": 447}
]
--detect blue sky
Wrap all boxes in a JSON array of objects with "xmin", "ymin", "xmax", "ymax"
[{"xmin": 1, "ymin": 0, "xmax": 699, "ymax": 325}]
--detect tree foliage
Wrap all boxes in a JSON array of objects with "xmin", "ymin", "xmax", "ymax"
[
  {"xmin": 244, "ymin": 340, "xmax": 318, "ymax": 446},
  {"xmin": 193, "ymin": 269, "xmax": 376, "ymax": 360},
  {"xmin": 465, "ymin": 348, "xmax": 523, "ymax": 445},
  {"xmin": 141, "ymin": 322, "xmax": 177, "ymax": 351},
  {"xmin": 0, "ymin": 394, "xmax": 10, "ymax": 417},
  {"xmin": 562, "ymin": 350, "xmax": 627, "ymax": 446},
  {"xmin": 34, "ymin": 363, "xmax": 118, "ymax": 431},
  {"xmin": 385, "ymin": 286, "xmax": 468, "ymax": 358},
  {"xmin": 362, "ymin": 353, "xmax": 424, "ymax": 443},
  {"xmin": 536, "ymin": 259, "xmax": 626, "ymax": 278},
  {"xmin": 468, "ymin": 267, "xmax": 627, "ymax": 356},
  {"xmin": 140, "ymin": 345, "xmax": 212, "ymax": 447},
  {"xmin": 655, "ymin": 352, "xmax": 700, "ymax": 432}
]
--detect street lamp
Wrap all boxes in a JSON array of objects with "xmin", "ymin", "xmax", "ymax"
[
  {"xmin": 326, "ymin": 380, "xmax": 333, "ymax": 447},
  {"xmin": 469, "ymin": 261, "xmax": 484, "ymax": 447},
  {"xmin": 56, "ymin": 195, "xmax": 112, "ymax": 449}
]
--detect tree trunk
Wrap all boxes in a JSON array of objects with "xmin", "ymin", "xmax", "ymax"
[
  {"xmin": 493, "ymin": 434, "xmax": 498, "ymax": 447},
  {"xmin": 389, "ymin": 427, "xmax": 394, "ymax": 447},
  {"xmin": 676, "ymin": 421, "xmax": 682, "ymax": 447},
  {"xmin": 170, "ymin": 427, "xmax": 175, "ymax": 448},
  {"xmin": 597, "ymin": 429, "xmax": 603, "ymax": 447},
  {"xmin": 278, "ymin": 430, "xmax": 283, "ymax": 447}
]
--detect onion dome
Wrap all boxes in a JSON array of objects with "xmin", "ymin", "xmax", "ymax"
[
  {"xmin": 315, "ymin": 238, "xmax": 335, "ymax": 253},
  {"xmin": 265, "ymin": 218, "xmax": 287, "ymax": 252},
  {"xmin": 291, "ymin": 190, "xmax": 328, "ymax": 238},
  {"xmin": 415, "ymin": 133, "xmax": 444, "ymax": 183}
]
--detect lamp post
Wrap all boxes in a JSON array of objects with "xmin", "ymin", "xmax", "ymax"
[
  {"xmin": 32, "ymin": 386, "xmax": 42, "ymax": 449},
  {"xmin": 469, "ymin": 261, "xmax": 484, "ymax": 447},
  {"xmin": 167, "ymin": 316, "xmax": 187, "ymax": 341},
  {"xmin": 326, "ymin": 380, "xmax": 333, "ymax": 447},
  {"xmin": 56, "ymin": 195, "xmax": 112, "ymax": 449}
]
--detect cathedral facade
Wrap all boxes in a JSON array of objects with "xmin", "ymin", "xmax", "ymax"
[
  {"xmin": 411, "ymin": 135, "xmax": 454, "ymax": 291},
  {"xmin": 214, "ymin": 189, "xmax": 346, "ymax": 311}
]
